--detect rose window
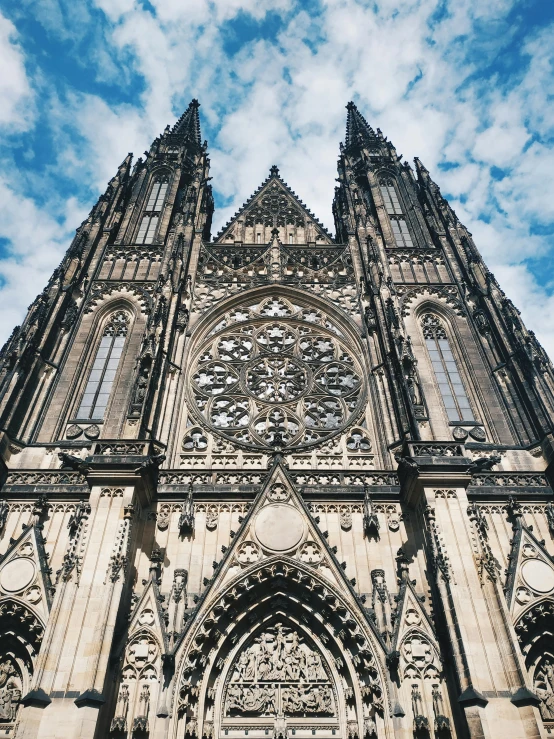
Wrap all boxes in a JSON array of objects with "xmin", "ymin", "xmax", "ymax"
[{"xmin": 187, "ymin": 295, "xmax": 365, "ymax": 450}]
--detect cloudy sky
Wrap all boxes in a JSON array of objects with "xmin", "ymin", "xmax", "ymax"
[{"xmin": 1, "ymin": 0, "xmax": 553, "ymax": 352}]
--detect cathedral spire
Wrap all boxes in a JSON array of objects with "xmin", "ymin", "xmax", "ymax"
[
  {"xmin": 169, "ymin": 98, "xmax": 202, "ymax": 146},
  {"xmin": 345, "ymin": 101, "xmax": 378, "ymax": 148}
]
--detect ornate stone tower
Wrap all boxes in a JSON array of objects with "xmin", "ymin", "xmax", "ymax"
[{"xmin": 0, "ymin": 99, "xmax": 553, "ymax": 739}]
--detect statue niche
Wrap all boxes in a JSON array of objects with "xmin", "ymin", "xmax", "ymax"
[{"xmin": 224, "ymin": 623, "xmax": 335, "ymax": 719}]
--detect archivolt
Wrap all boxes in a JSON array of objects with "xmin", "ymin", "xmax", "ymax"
[{"xmin": 171, "ymin": 557, "xmax": 389, "ymax": 738}]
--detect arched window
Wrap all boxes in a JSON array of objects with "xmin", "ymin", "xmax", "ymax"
[
  {"xmin": 421, "ymin": 313, "xmax": 475, "ymax": 422},
  {"xmin": 137, "ymin": 176, "xmax": 169, "ymax": 244},
  {"xmin": 379, "ymin": 179, "xmax": 414, "ymax": 247},
  {"xmin": 77, "ymin": 311, "xmax": 129, "ymax": 420}
]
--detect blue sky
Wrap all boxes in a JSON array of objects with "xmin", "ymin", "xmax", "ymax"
[{"xmin": 1, "ymin": 0, "xmax": 554, "ymax": 352}]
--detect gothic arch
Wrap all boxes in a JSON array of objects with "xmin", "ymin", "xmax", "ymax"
[
  {"xmin": 0, "ymin": 597, "xmax": 46, "ymax": 727},
  {"xmin": 45, "ymin": 296, "xmax": 145, "ymax": 442},
  {"xmin": 515, "ymin": 598, "xmax": 554, "ymax": 723},
  {"xmin": 405, "ymin": 298, "xmax": 501, "ymax": 442},
  {"xmin": 171, "ymin": 557, "xmax": 389, "ymax": 739}
]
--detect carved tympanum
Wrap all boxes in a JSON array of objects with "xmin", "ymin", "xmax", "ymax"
[{"xmin": 224, "ymin": 624, "xmax": 335, "ymax": 717}]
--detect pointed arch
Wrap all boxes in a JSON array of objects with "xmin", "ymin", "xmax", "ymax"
[{"xmin": 172, "ymin": 557, "xmax": 390, "ymax": 739}]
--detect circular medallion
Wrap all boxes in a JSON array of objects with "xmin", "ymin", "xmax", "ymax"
[
  {"xmin": 0, "ymin": 558, "xmax": 36, "ymax": 593},
  {"xmin": 254, "ymin": 504, "xmax": 305, "ymax": 552},
  {"xmin": 521, "ymin": 559, "xmax": 554, "ymax": 593}
]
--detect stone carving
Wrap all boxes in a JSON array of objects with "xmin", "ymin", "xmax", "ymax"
[
  {"xmin": 298, "ymin": 542, "xmax": 322, "ymax": 565},
  {"xmin": 411, "ymin": 684, "xmax": 429, "ymax": 731},
  {"xmin": 346, "ymin": 429, "xmax": 372, "ymax": 453},
  {"xmin": 66, "ymin": 423, "xmax": 83, "ymax": 440},
  {"xmin": 157, "ymin": 505, "xmax": 170, "ymax": 531},
  {"xmin": 83, "ymin": 424, "xmax": 100, "ymax": 440},
  {"xmin": 132, "ymin": 685, "xmax": 150, "ymax": 732},
  {"xmin": 401, "ymin": 633, "xmax": 438, "ymax": 680},
  {"xmin": 179, "ymin": 485, "xmax": 195, "ymax": 535},
  {"xmin": 0, "ymin": 659, "xmax": 21, "ymax": 723},
  {"xmin": 469, "ymin": 426, "xmax": 486, "ymax": 442},
  {"xmin": 432, "ymin": 684, "xmax": 450, "ymax": 732},
  {"xmin": 340, "ymin": 508, "xmax": 352, "ymax": 530},
  {"xmin": 111, "ymin": 684, "xmax": 129, "ymax": 732},
  {"xmin": 535, "ymin": 657, "xmax": 554, "ymax": 720},
  {"xmin": 187, "ymin": 295, "xmax": 365, "ymax": 451},
  {"xmin": 237, "ymin": 541, "xmax": 261, "ymax": 565},
  {"xmin": 182, "ymin": 428, "xmax": 208, "ymax": 452},
  {"xmin": 225, "ymin": 624, "xmax": 334, "ymax": 717},
  {"xmin": 363, "ymin": 486, "xmax": 379, "ymax": 538},
  {"xmin": 268, "ymin": 483, "xmax": 289, "ymax": 502},
  {"xmin": 0, "ymin": 501, "xmax": 8, "ymax": 533},
  {"xmin": 206, "ymin": 508, "xmax": 218, "ymax": 531}
]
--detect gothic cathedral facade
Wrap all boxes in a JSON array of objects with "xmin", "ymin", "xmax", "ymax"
[{"xmin": 0, "ymin": 100, "xmax": 554, "ymax": 739}]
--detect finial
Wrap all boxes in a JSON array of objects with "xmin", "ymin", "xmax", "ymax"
[
  {"xmin": 346, "ymin": 101, "xmax": 356, "ymax": 111},
  {"xmin": 269, "ymin": 165, "xmax": 280, "ymax": 177}
]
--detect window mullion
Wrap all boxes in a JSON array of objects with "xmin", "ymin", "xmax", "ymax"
[{"xmin": 91, "ymin": 335, "xmax": 114, "ymax": 418}]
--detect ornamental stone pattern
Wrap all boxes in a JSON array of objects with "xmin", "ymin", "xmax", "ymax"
[{"xmin": 0, "ymin": 99, "xmax": 552, "ymax": 739}]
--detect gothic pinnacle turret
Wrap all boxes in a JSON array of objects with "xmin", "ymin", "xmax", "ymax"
[
  {"xmin": 345, "ymin": 101, "xmax": 378, "ymax": 149},
  {"xmin": 169, "ymin": 98, "xmax": 202, "ymax": 148}
]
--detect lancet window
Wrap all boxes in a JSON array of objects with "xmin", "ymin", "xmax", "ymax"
[
  {"xmin": 77, "ymin": 311, "xmax": 129, "ymax": 420},
  {"xmin": 379, "ymin": 179, "xmax": 414, "ymax": 247},
  {"xmin": 137, "ymin": 176, "xmax": 169, "ymax": 244},
  {"xmin": 421, "ymin": 313, "xmax": 475, "ymax": 422}
]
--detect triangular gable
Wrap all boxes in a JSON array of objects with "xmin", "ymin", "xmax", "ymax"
[
  {"xmin": 214, "ymin": 167, "xmax": 334, "ymax": 244},
  {"xmin": 505, "ymin": 519, "xmax": 554, "ymax": 620},
  {"xmin": 201, "ymin": 456, "xmax": 372, "ymax": 610},
  {"xmin": 0, "ymin": 524, "xmax": 53, "ymax": 621},
  {"xmin": 391, "ymin": 577, "xmax": 442, "ymax": 683},
  {"xmin": 126, "ymin": 576, "xmax": 170, "ymax": 655},
  {"xmin": 392, "ymin": 577, "xmax": 436, "ymax": 652},
  {"xmin": 176, "ymin": 455, "xmax": 386, "ymax": 655}
]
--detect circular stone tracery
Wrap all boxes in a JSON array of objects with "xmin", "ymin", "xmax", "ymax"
[{"xmin": 187, "ymin": 295, "xmax": 365, "ymax": 450}]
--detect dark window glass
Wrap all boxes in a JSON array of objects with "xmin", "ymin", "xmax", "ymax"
[
  {"xmin": 77, "ymin": 311, "xmax": 129, "ymax": 420},
  {"xmin": 422, "ymin": 314, "xmax": 475, "ymax": 422}
]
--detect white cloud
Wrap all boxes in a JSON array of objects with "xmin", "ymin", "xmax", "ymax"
[
  {"xmin": 0, "ymin": 12, "xmax": 33, "ymax": 129},
  {"xmin": 1, "ymin": 0, "xmax": 554, "ymax": 360}
]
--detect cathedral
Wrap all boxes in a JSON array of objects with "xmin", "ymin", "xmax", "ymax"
[{"xmin": 1, "ymin": 99, "xmax": 554, "ymax": 739}]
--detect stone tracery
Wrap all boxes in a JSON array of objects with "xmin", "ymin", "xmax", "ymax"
[{"xmin": 188, "ymin": 295, "xmax": 365, "ymax": 450}]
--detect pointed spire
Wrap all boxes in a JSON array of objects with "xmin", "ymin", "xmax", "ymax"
[
  {"xmin": 170, "ymin": 99, "xmax": 201, "ymax": 147},
  {"xmin": 345, "ymin": 101, "xmax": 377, "ymax": 148}
]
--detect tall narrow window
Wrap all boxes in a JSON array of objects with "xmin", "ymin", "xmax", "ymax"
[
  {"xmin": 379, "ymin": 180, "xmax": 403, "ymax": 215},
  {"xmin": 77, "ymin": 311, "xmax": 129, "ymax": 420},
  {"xmin": 379, "ymin": 178, "xmax": 414, "ymax": 247},
  {"xmin": 137, "ymin": 177, "xmax": 169, "ymax": 244},
  {"xmin": 421, "ymin": 313, "xmax": 475, "ymax": 422}
]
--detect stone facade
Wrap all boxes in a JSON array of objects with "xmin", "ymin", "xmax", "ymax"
[{"xmin": 0, "ymin": 100, "xmax": 553, "ymax": 738}]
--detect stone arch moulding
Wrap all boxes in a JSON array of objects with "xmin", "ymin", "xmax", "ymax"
[
  {"xmin": 399, "ymin": 286, "xmax": 464, "ymax": 318},
  {"xmin": 83, "ymin": 282, "xmax": 153, "ymax": 315},
  {"xmin": 171, "ymin": 558, "xmax": 390, "ymax": 739},
  {"xmin": 514, "ymin": 597, "xmax": 554, "ymax": 724},
  {"xmin": 181, "ymin": 286, "xmax": 371, "ymax": 454}
]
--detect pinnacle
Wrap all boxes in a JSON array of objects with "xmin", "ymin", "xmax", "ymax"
[
  {"xmin": 345, "ymin": 101, "xmax": 377, "ymax": 149},
  {"xmin": 170, "ymin": 99, "xmax": 202, "ymax": 146}
]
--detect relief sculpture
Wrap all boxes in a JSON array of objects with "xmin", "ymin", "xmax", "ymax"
[
  {"xmin": 0, "ymin": 660, "xmax": 21, "ymax": 723},
  {"xmin": 225, "ymin": 624, "xmax": 334, "ymax": 717}
]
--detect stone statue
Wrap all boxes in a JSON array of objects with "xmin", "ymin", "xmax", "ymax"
[{"xmin": 110, "ymin": 684, "xmax": 129, "ymax": 731}]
